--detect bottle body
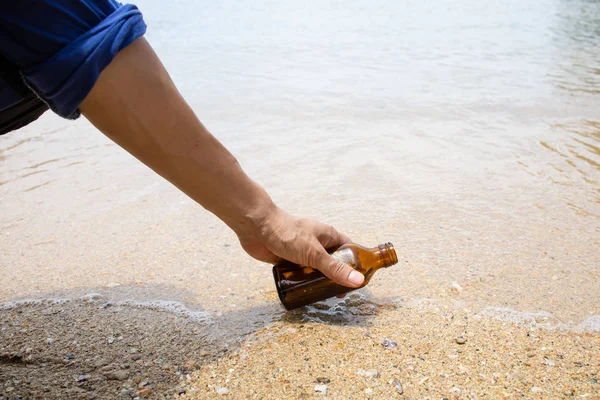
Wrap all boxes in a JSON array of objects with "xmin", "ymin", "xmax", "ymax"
[{"xmin": 272, "ymin": 242, "xmax": 397, "ymax": 310}]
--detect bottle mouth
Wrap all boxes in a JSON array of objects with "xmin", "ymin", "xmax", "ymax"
[{"xmin": 378, "ymin": 242, "xmax": 398, "ymax": 266}]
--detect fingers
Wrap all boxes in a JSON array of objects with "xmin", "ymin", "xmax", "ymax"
[
  {"xmin": 313, "ymin": 249, "xmax": 364, "ymax": 288},
  {"xmin": 316, "ymin": 222, "xmax": 352, "ymax": 249}
]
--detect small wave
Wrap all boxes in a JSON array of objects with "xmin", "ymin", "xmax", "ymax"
[
  {"xmin": 481, "ymin": 307, "xmax": 600, "ymax": 333},
  {"xmin": 0, "ymin": 295, "xmax": 213, "ymax": 324},
  {"xmin": 0, "ymin": 298, "xmax": 71, "ymax": 309},
  {"xmin": 111, "ymin": 299, "xmax": 213, "ymax": 323}
]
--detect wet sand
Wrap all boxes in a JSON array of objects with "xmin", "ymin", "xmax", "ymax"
[
  {"xmin": 2, "ymin": 294, "xmax": 599, "ymax": 399},
  {"xmin": 187, "ymin": 297, "xmax": 600, "ymax": 399}
]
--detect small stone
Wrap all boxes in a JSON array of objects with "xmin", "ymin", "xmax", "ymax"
[
  {"xmin": 93, "ymin": 358, "xmax": 109, "ymax": 368},
  {"xmin": 449, "ymin": 387, "xmax": 461, "ymax": 394},
  {"xmin": 449, "ymin": 281, "xmax": 463, "ymax": 295},
  {"xmin": 129, "ymin": 348, "xmax": 138, "ymax": 354},
  {"xmin": 365, "ymin": 388, "xmax": 373, "ymax": 394},
  {"xmin": 545, "ymin": 358, "xmax": 555, "ymax": 366},
  {"xmin": 77, "ymin": 374, "xmax": 91, "ymax": 382},
  {"xmin": 120, "ymin": 389, "xmax": 135, "ymax": 398},
  {"xmin": 105, "ymin": 370, "xmax": 129, "ymax": 381},
  {"xmin": 530, "ymin": 387, "xmax": 544, "ymax": 393},
  {"xmin": 179, "ymin": 388, "xmax": 187, "ymax": 395},
  {"xmin": 134, "ymin": 388, "xmax": 153, "ymax": 397},
  {"xmin": 46, "ymin": 338, "xmax": 53, "ymax": 345},
  {"xmin": 393, "ymin": 379, "xmax": 403, "ymax": 394},
  {"xmin": 365, "ymin": 369, "xmax": 380, "ymax": 378},
  {"xmin": 215, "ymin": 387, "xmax": 229, "ymax": 395},
  {"xmin": 131, "ymin": 355, "xmax": 141, "ymax": 361},
  {"xmin": 107, "ymin": 337, "xmax": 115, "ymax": 344},
  {"xmin": 314, "ymin": 384, "xmax": 328, "ymax": 394},
  {"xmin": 316, "ymin": 377, "xmax": 331, "ymax": 384},
  {"xmin": 455, "ymin": 336, "xmax": 467, "ymax": 345},
  {"xmin": 382, "ymin": 338, "xmax": 398, "ymax": 349}
]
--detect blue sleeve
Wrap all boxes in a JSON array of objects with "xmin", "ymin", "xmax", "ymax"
[{"xmin": 0, "ymin": 0, "xmax": 146, "ymax": 119}]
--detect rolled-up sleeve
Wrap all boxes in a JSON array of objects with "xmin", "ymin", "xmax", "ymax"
[{"xmin": 0, "ymin": 0, "xmax": 146, "ymax": 119}]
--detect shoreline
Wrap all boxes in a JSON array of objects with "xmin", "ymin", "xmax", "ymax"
[{"xmin": 1, "ymin": 292, "xmax": 599, "ymax": 398}]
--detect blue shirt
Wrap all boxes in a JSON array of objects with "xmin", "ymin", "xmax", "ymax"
[{"xmin": 0, "ymin": 0, "xmax": 146, "ymax": 131}]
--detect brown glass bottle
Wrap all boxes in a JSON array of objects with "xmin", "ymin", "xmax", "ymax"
[{"xmin": 272, "ymin": 242, "xmax": 397, "ymax": 310}]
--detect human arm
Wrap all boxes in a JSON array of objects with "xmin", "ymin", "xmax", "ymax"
[{"xmin": 79, "ymin": 37, "xmax": 365, "ymax": 288}]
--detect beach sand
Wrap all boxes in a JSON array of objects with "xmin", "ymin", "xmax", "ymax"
[
  {"xmin": 2, "ymin": 293, "xmax": 599, "ymax": 399},
  {"xmin": 187, "ymin": 299, "xmax": 600, "ymax": 399}
]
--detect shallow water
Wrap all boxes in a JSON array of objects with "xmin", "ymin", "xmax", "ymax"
[{"xmin": 1, "ymin": 0, "xmax": 599, "ymax": 341}]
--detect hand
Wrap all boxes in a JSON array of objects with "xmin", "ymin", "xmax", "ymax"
[
  {"xmin": 235, "ymin": 206, "xmax": 365, "ymax": 288},
  {"xmin": 77, "ymin": 39, "xmax": 360, "ymax": 289}
]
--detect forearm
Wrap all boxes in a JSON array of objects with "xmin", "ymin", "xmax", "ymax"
[
  {"xmin": 79, "ymin": 37, "xmax": 361, "ymax": 287},
  {"xmin": 80, "ymin": 38, "xmax": 273, "ymax": 235}
]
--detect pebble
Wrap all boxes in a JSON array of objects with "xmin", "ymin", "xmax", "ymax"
[
  {"xmin": 314, "ymin": 384, "xmax": 328, "ymax": 394},
  {"xmin": 393, "ymin": 379, "xmax": 403, "ymax": 394},
  {"xmin": 215, "ymin": 387, "xmax": 229, "ymax": 395},
  {"xmin": 382, "ymin": 338, "xmax": 398, "ymax": 349},
  {"xmin": 316, "ymin": 377, "xmax": 331, "ymax": 384},
  {"xmin": 184, "ymin": 360, "xmax": 198, "ymax": 370},
  {"xmin": 134, "ymin": 388, "xmax": 153, "ymax": 397},
  {"xmin": 120, "ymin": 389, "xmax": 135, "ymax": 398},
  {"xmin": 107, "ymin": 337, "xmax": 115, "ymax": 344},
  {"xmin": 46, "ymin": 338, "xmax": 53, "ymax": 345},
  {"xmin": 356, "ymin": 369, "xmax": 381, "ymax": 378},
  {"xmin": 65, "ymin": 354, "xmax": 74, "ymax": 360},
  {"xmin": 365, "ymin": 388, "xmax": 373, "ymax": 394},
  {"xmin": 455, "ymin": 336, "xmax": 467, "ymax": 345},
  {"xmin": 530, "ymin": 387, "xmax": 544, "ymax": 393},
  {"xmin": 105, "ymin": 370, "xmax": 129, "ymax": 381},
  {"xmin": 93, "ymin": 358, "xmax": 109, "ymax": 368},
  {"xmin": 77, "ymin": 374, "xmax": 91, "ymax": 382}
]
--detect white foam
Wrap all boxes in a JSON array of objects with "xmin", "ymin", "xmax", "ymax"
[
  {"xmin": 0, "ymin": 298, "xmax": 71, "ymax": 309},
  {"xmin": 110, "ymin": 299, "xmax": 213, "ymax": 324},
  {"xmin": 0, "ymin": 297, "xmax": 212, "ymax": 324},
  {"xmin": 481, "ymin": 307, "xmax": 600, "ymax": 333},
  {"xmin": 574, "ymin": 315, "xmax": 600, "ymax": 333}
]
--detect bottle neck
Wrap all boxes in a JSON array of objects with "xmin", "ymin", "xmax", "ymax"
[{"xmin": 374, "ymin": 242, "xmax": 398, "ymax": 268}]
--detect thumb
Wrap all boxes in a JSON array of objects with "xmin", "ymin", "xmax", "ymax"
[{"xmin": 315, "ymin": 250, "xmax": 364, "ymax": 288}]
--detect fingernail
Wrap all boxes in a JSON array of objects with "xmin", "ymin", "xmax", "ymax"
[{"xmin": 348, "ymin": 270, "xmax": 364, "ymax": 286}]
